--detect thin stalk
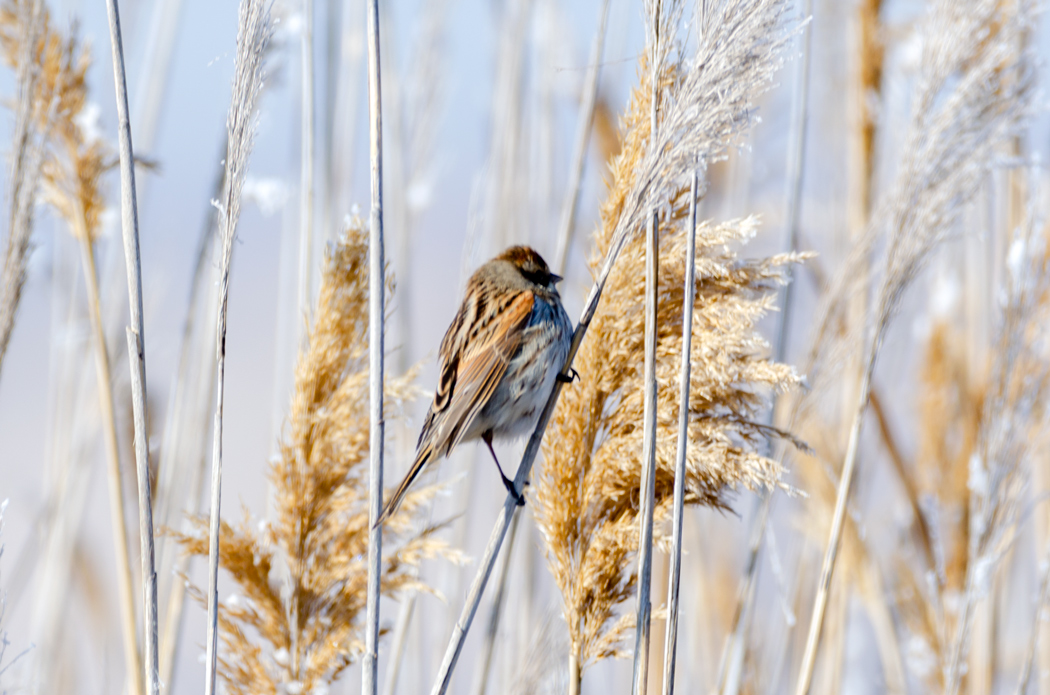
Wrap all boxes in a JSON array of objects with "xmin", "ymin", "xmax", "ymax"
[
  {"xmin": 661, "ymin": 170, "xmax": 698, "ymax": 695},
  {"xmin": 1014, "ymin": 541, "xmax": 1050, "ymax": 695},
  {"xmin": 569, "ymin": 651, "xmax": 582, "ymax": 695},
  {"xmin": 793, "ymin": 360, "xmax": 874, "ymax": 695},
  {"xmin": 381, "ymin": 591, "xmax": 416, "ymax": 695},
  {"xmin": 75, "ymin": 228, "xmax": 142, "ymax": 695},
  {"xmin": 469, "ymin": 510, "xmax": 523, "ymax": 695},
  {"xmin": 103, "ymin": 0, "xmax": 158, "ymax": 689},
  {"xmin": 131, "ymin": 0, "xmax": 185, "ymax": 150},
  {"xmin": 552, "ymin": 0, "xmax": 610, "ymax": 275},
  {"xmin": 632, "ymin": 2, "xmax": 662, "ymax": 691},
  {"xmin": 0, "ymin": 0, "xmax": 45, "ymax": 380},
  {"xmin": 156, "ymin": 143, "xmax": 226, "ymax": 689},
  {"xmin": 429, "ymin": 197, "xmax": 643, "ymax": 695},
  {"xmin": 204, "ymin": 3, "xmax": 271, "ymax": 693},
  {"xmin": 631, "ymin": 210, "xmax": 659, "ymax": 695},
  {"xmin": 362, "ymin": 0, "xmax": 385, "ymax": 692},
  {"xmin": 299, "ymin": 0, "xmax": 315, "ymax": 327},
  {"xmin": 716, "ymin": 0, "xmax": 812, "ymax": 688}
]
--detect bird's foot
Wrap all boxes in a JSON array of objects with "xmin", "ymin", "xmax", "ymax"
[
  {"xmin": 501, "ymin": 475, "xmax": 526, "ymax": 507},
  {"xmin": 557, "ymin": 368, "xmax": 580, "ymax": 384}
]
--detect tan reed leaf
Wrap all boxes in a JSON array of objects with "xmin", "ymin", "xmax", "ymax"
[
  {"xmin": 534, "ymin": 52, "xmax": 804, "ymax": 669},
  {"xmin": 175, "ymin": 219, "xmax": 464, "ymax": 695}
]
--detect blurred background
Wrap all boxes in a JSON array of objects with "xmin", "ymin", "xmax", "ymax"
[{"xmin": 0, "ymin": 0, "xmax": 1049, "ymax": 693}]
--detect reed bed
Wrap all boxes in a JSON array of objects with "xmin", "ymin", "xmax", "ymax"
[{"xmin": 2, "ymin": 0, "xmax": 1050, "ymax": 694}]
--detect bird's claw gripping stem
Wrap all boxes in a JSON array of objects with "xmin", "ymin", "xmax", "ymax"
[
  {"xmin": 501, "ymin": 475, "xmax": 526, "ymax": 507},
  {"xmin": 557, "ymin": 368, "xmax": 580, "ymax": 384}
]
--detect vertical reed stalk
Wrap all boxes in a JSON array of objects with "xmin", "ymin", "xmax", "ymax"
[
  {"xmin": 569, "ymin": 651, "xmax": 582, "ymax": 695},
  {"xmin": 661, "ymin": 170, "xmax": 698, "ymax": 695},
  {"xmin": 381, "ymin": 585, "xmax": 416, "ymax": 695},
  {"xmin": 632, "ymin": 3, "xmax": 662, "ymax": 691},
  {"xmin": 552, "ymin": 0, "xmax": 610, "ymax": 275},
  {"xmin": 131, "ymin": 0, "xmax": 184, "ymax": 149},
  {"xmin": 299, "ymin": 0, "xmax": 315, "ymax": 327},
  {"xmin": 75, "ymin": 222, "xmax": 142, "ymax": 695},
  {"xmin": 203, "ymin": 2, "xmax": 270, "ymax": 693},
  {"xmin": 631, "ymin": 209, "xmax": 659, "ymax": 695},
  {"xmin": 362, "ymin": 0, "xmax": 385, "ymax": 692},
  {"xmin": 103, "ymin": 0, "xmax": 158, "ymax": 690}
]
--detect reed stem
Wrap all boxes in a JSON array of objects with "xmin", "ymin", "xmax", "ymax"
[
  {"xmin": 362, "ymin": 0, "xmax": 385, "ymax": 692},
  {"xmin": 0, "ymin": 0, "xmax": 45, "ymax": 380},
  {"xmin": 632, "ymin": 208, "xmax": 659, "ymax": 695},
  {"xmin": 793, "ymin": 361, "xmax": 874, "ymax": 695},
  {"xmin": 299, "ymin": 0, "xmax": 315, "ymax": 328},
  {"xmin": 632, "ymin": 2, "xmax": 662, "ymax": 690},
  {"xmin": 76, "ymin": 227, "xmax": 142, "ymax": 695},
  {"xmin": 103, "ymin": 0, "xmax": 159, "ymax": 688},
  {"xmin": 552, "ymin": 0, "xmax": 610, "ymax": 275},
  {"xmin": 661, "ymin": 170, "xmax": 698, "ymax": 695},
  {"xmin": 203, "ymin": 3, "xmax": 270, "ymax": 692},
  {"xmin": 569, "ymin": 651, "xmax": 582, "ymax": 695}
]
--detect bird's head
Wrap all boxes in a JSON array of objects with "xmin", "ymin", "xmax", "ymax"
[{"xmin": 497, "ymin": 245, "xmax": 562, "ymax": 289}]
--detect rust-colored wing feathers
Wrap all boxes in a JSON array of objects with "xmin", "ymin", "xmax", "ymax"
[{"xmin": 375, "ymin": 289, "xmax": 535, "ymax": 526}]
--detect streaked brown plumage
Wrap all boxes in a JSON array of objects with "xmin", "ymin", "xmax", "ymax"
[{"xmin": 376, "ymin": 246, "xmax": 573, "ymax": 526}]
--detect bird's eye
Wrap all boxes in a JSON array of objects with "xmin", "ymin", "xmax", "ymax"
[{"xmin": 522, "ymin": 269, "xmax": 552, "ymax": 286}]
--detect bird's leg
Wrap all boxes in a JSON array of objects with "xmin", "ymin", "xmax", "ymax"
[
  {"xmin": 557, "ymin": 367, "xmax": 580, "ymax": 384},
  {"xmin": 482, "ymin": 431, "xmax": 525, "ymax": 507}
]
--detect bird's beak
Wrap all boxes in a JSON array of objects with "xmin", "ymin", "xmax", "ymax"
[{"xmin": 550, "ymin": 273, "xmax": 563, "ymax": 284}]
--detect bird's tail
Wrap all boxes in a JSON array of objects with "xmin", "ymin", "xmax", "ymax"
[{"xmin": 374, "ymin": 442, "xmax": 435, "ymax": 528}]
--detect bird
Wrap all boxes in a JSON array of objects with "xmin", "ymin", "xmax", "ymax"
[{"xmin": 375, "ymin": 245, "xmax": 574, "ymax": 527}]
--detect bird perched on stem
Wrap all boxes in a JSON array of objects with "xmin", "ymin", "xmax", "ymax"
[{"xmin": 376, "ymin": 246, "xmax": 573, "ymax": 527}]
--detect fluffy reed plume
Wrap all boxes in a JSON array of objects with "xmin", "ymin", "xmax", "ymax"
[
  {"xmin": 177, "ymin": 222, "xmax": 460, "ymax": 695},
  {"xmin": 0, "ymin": 0, "xmax": 44, "ymax": 376},
  {"xmin": 534, "ymin": 0, "xmax": 801, "ymax": 679},
  {"xmin": 801, "ymin": 0, "xmax": 1033, "ymax": 414},
  {"xmin": 0, "ymin": 1, "xmax": 107, "ymax": 244}
]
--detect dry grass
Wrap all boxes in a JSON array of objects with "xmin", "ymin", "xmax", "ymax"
[
  {"xmin": 533, "ymin": 0, "xmax": 804, "ymax": 675},
  {"xmin": 176, "ymin": 220, "xmax": 462, "ymax": 695},
  {"xmin": 786, "ymin": 0, "xmax": 1036, "ymax": 690},
  {"xmin": 0, "ymin": 0, "xmax": 44, "ymax": 374},
  {"xmin": 890, "ymin": 319, "xmax": 986, "ymax": 692},
  {"xmin": 0, "ymin": 5, "xmax": 145, "ymax": 693},
  {"xmin": 0, "ymin": 0, "xmax": 107, "ymax": 244}
]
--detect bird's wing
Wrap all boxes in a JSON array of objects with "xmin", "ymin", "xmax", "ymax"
[
  {"xmin": 430, "ymin": 288, "xmax": 534, "ymax": 454},
  {"xmin": 375, "ymin": 289, "xmax": 535, "ymax": 528}
]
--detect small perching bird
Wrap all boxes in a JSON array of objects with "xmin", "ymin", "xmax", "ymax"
[{"xmin": 376, "ymin": 246, "xmax": 573, "ymax": 526}]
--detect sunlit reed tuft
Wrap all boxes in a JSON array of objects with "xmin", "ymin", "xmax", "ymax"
[
  {"xmin": 177, "ymin": 221, "xmax": 462, "ymax": 695},
  {"xmin": 534, "ymin": 1, "xmax": 803, "ymax": 681}
]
